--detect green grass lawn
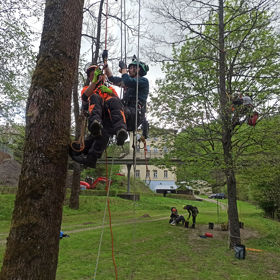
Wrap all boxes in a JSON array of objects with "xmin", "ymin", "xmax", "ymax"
[{"xmin": 0, "ymin": 194, "xmax": 280, "ymax": 279}]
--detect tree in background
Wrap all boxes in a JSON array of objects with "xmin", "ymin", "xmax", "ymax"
[
  {"xmin": 235, "ymin": 116, "xmax": 280, "ymax": 218},
  {"xmin": 0, "ymin": 0, "xmax": 44, "ymax": 122},
  {"xmin": 150, "ymin": 0, "xmax": 280, "ymax": 247},
  {"xmin": 0, "ymin": 124, "xmax": 25, "ymax": 162},
  {"xmin": 0, "ymin": 0, "xmax": 84, "ymax": 279}
]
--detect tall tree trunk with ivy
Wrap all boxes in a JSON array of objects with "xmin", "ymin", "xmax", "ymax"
[{"xmin": 0, "ymin": 0, "xmax": 84, "ymax": 279}]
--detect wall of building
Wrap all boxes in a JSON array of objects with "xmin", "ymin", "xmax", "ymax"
[{"xmin": 120, "ymin": 133, "xmax": 177, "ymax": 191}]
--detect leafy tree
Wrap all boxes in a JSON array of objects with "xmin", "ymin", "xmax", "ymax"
[
  {"xmin": 0, "ymin": 0, "xmax": 44, "ymax": 122},
  {"xmin": 0, "ymin": 124, "xmax": 25, "ymax": 162},
  {"xmin": 235, "ymin": 115, "xmax": 280, "ymax": 217},
  {"xmin": 0, "ymin": 0, "xmax": 84, "ymax": 278},
  {"xmin": 150, "ymin": 0, "xmax": 280, "ymax": 247}
]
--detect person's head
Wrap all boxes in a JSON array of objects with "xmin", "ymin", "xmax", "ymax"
[
  {"xmin": 86, "ymin": 64, "xmax": 98, "ymax": 81},
  {"xmin": 128, "ymin": 60, "xmax": 149, "ymax": 77},
  {"xmin": 171, "ymin": 207, "xmax": 177, "ymax": 213}
]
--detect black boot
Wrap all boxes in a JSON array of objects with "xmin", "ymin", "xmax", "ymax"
[
  {"xmin": 84, "ymin": 153, "xmax": 97, "ymax": 168},
  {"xmin": 116, "ymin": 128, "xmax": 128, "ymax": 146},
  {"xmin": 89, "ymin": 120, "xmax": 102, "ymax": 137}
]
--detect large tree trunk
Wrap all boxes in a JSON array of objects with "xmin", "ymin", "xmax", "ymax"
[
  {"xmin": 218, "ymin": 0, "xmax": 241, "ymax": 248},
  {"xmin": 0, "ymin": 0, "xmax": 84, "ymax": 279}
]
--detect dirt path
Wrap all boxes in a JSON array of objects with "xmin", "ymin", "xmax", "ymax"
[
  {"xmin": 0, "ymin": 215, "xmax": 169, "ymax": 245},
  {"xmin": 67, "ymin": 215, "xmax": 168, "ymax": 234}
]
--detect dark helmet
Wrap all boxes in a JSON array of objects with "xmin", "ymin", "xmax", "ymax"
[
  {"xmin": 86, "ymin": 64, "xmax": 98, "ymax": 77},
  {"xmin": 128, "ymin": 60, "xmax": 149, "ymax": 76}
]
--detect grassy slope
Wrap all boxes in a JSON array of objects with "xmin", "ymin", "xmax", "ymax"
[{"xmin": 0, "ymin": 194, "xmax": 280, "ymax": 279}]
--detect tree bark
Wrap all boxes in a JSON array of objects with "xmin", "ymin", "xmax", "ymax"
[
  {"xmin": 218, "ymin": 0, "xmax": 241, "ymax": 249},
  {"xmin": 93, "ymin": 0, "xmax": 105, "ymax": 64},
  {"xmin": 0, "ymin": 0, "xmax": 84, "ymax": 279}
]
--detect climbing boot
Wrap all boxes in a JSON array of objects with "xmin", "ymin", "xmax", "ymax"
[
  {"xmin": 89, "ymin": 120, "xmax": 102, "ymax": 137},
  {"xmin": 116, "ymin": 128, "xmax": 128, "ymax": 146},
  {"xmin": 69, "ymin": 143, "xmax": 82, "ymax": 161},
  {"xmin": 84, "ymin": 154, "xmax": 97, "ymax": 168}
]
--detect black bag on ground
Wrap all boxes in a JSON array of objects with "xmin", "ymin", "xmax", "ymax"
[{"xmin": 234, "ymin": 244, "xmax": 246, "ymax": 259}]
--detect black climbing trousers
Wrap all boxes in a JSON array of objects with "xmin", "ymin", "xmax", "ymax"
[{"xmin": 88, "ymin": 94, "xmax": 127, "ymax": 135}]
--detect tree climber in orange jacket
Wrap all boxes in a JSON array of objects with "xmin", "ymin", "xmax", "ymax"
[
  {"xmin": 70, "ymin": 65, "xmax": 128, "ymax": 168},
  {"xmin": 82, "ymin": 65, "xmax": 127, "ymax": 143}
]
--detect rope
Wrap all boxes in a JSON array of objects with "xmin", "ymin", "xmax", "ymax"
[
  {"xmin": 138, "ymin": 137, "xmax": 151, "ymax": 185},
  {"xmin": 70, "ymin": 115, "xmax": 87, "ymax": 152},
  {"xmin": 105, "ymin": 150, "xmax": 118, "ymax": 280},
  {"xmin": 120, "ymin": 0, "xmax": 123, "ymax": 61},
  {"xmin": 129, "ymin": 0, "xmax": 141, "ymax": 278},
  {"xmin": 124, "ymin": 0, "xmax": 127, "ymax": 64},
  {"xmin": 105, "ymin": 0, "xmax": 109, "ymax": 50},
  {"xmin": 93, "ymin": 150, "xmax": 118, "ymax": 280}
]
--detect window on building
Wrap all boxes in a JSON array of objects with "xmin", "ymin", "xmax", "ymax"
[
  {"xmin": 164, "ymin": 170, "xmax": 168, "ymax": 178},
  {"xmin": 146, "ymin": 170, "xmax": 150, "ymax": 178},
  {"xmin": 147, "ymin": 145, "xmax": 151, "ymax": 152},
  {"xmin": 153, "ymin": 170, "xmax": 158, "ymax": 178},
  {"xmin": 154, "ymin": 147, "xmax": 158, "ymax": 153},
  {"xmin": 135, "ymin": 170, "xmax": 140, "ymax": 178},
  {"xmin": 163, "ymin": 146, "xmax": 168, "ymax": 154}
]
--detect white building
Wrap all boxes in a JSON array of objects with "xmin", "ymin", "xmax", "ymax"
[{"xmin": 120, "ymin": 132, "xmax": 178, "ymax": 192}]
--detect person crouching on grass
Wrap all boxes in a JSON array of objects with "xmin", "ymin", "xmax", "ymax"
[{"xmin": 169, "ymin": 207, "xmax": 185, "ymax": 226}]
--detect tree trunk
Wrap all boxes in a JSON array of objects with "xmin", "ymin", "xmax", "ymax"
[
  {"xmin": 69, "ymin": 162, "xmax": 81, "ymax": 209},
  {"xmin": 218, "ymin": 0, "xmax": 241, "ymax": 248},
  {"xmin": 0, "ymin": 0, "xmax": 84, "ymax": 279},
  {"xmin": 93, "ymin": 0, "xmax": 105, "ymax": 64}
]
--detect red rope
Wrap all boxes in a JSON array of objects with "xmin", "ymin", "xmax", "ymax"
[
  {"xmin": 105, "ymin": 150, "xmax": 118, "ymax": 280},
  {"xmin": 105, "ymin": 0, "xmax": 109, "ymax": 50}
]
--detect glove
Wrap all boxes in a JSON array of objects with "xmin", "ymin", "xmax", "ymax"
[
  {"xmin": 119, "ymin": 60, "xmax": 127, "ymax": 70},
  {"xmin": 92, "ymin": 68, "xmax": 102, "ymax": 83},
  {"xmin": 100, "ymin": 85, "xmax": 113, "ymax": 94}
]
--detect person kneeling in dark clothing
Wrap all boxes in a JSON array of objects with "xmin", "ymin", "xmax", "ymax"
[
  {"xmin": 169, "ymin": 207, "xmax": 185, "ymax": 226},
  {"xmin": 184, "ymin": 205, "xmax": 199, "ymax": 228}
]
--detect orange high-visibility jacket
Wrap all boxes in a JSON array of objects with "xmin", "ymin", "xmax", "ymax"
[{"xmin": 81, "ymin": 85, "xmax": 118, "ymax": 102}]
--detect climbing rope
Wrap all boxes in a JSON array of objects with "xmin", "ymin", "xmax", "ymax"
[
  {"xmin": 93, "ymin": 1, "xmax": 119, "ymax": 278},
  {"xmin": 129, "ymin": 0, "xmax": 142, "ymax": 278},
  {"xmin": 70, "ymin": 115, "xmax": 87, "ymax": 152},
  {"xmin": 137, "ymin": 136, "xmax": 151, "ymax": 185},
  {"xmin": 105, "ymin": 0, "xmax": 109, "ymax": 51},
  {"xmin": 93, "ymin": 150, "xmax": 117, "ymax": 280}
]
